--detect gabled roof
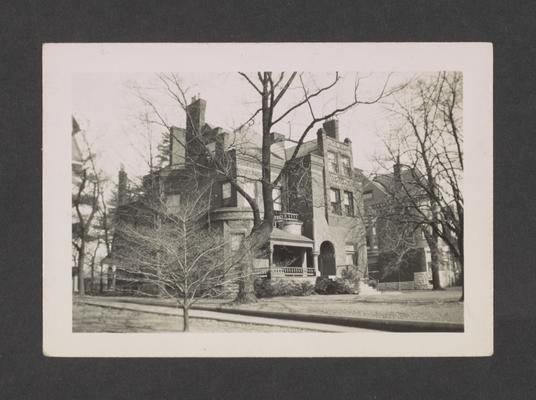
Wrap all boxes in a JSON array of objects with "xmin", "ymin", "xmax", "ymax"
[
  {"xmin": 72, "ymin": 116, "xmax": 81, "ymax": 134},
  {"xmin": 374, "ymin": 168, "xmax": 424, "ymax": 196},
  {"xmin": 362, "ymin": 167, "xmax": 426, "ymax": 210},
  {"xmin": 285, "ymin": 139, "xmax": 318, "ymax": 160}
]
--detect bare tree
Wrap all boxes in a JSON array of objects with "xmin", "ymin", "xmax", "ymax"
[
  {"xmin": 72, "ymin": 139, "xmax": 102, "ymax": 295},
  {"xmin": 93, "ymin": 176, "xmax": 118, "ymax": 292},
  {"xmin": 235, "ymin": 72, "xmax": 404, "ymax": 300},
  {"xmin": 114, "ymin": 183, "xmax": 250, "ymax": 331},
  {"xmin": 366, "ymin": 195, "xmax": 428, "ymax": 289},
  {"xmin": 380, "ymin": 72, "xmax": 463, "ymax": 296},
  {"xmin": 72, "ymin": 126, "xmax": 116, "ymax": 295},
  {"xmin": 129, "ymin": 72, "xmax": 402, "ymax": 303}
]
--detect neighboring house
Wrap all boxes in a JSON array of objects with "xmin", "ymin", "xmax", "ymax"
[
  {"xmin": 111, "ymin": 97, "xmax": 368, "ymax": 290},
  {"xmin": 360, "ymin": 163, "xmax": 460, "ymax": 290}
]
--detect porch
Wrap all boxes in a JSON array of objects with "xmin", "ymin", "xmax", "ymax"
[{"xmin": 255, "ymin": 212, "xmax": 317, "ymax": 278}]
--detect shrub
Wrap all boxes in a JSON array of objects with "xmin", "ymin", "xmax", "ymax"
[
  {"xmin": 314, "ymin": 276, "xmax": 337, "ymax": 294},
  {"xmin": 339, "ymin": 268, "xmax": 361, "ymax": 294},
  {"xmin": 314, "ymin": 269, "xmax": 361, "ymax": 295},
  {"xmin": 298, "ymin": 280, "xmax": 316, "ymax": 296},
  {"xmin": 254, "ymin": 278, "xmax": 315, "ymax": 298},
  {"xmin": 367, "ymin": 278, "xmax": 379, "ymax": 289}
]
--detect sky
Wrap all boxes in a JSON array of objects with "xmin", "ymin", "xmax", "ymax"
[{"xmin": 72, "ymin": 71, "xmax": 414, "ymax": 183}]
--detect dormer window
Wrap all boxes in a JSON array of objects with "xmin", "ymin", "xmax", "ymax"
[{"xmin": 327, "ymin": 151, "xmax": 339, "ymax": 173}]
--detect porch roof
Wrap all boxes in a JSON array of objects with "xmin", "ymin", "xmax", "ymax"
[{"xmin": 270, "ymin": 227, "xmax": 313, "ymax": 248}]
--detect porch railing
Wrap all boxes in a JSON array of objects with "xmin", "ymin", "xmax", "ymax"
[
  {"xmin": 254, "ymin": 265, "xmax": 316, "ymax": 277},
  {"xmin": 279, "ymin": 266, "xmax": 305, "ymax": 276},
  {"xmin": 273, "ymin": 211, "xmax": 300, "ymax": 225}
]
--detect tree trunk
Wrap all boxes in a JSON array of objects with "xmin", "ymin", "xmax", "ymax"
[
  {"xmin": 235, "ymin": 267, "xmax": 257, "ymax": 304},
  {"xmin": 182, "ymin": 305, "xmax": 190, "ymax": 332},
  {"xmin": 235, "ymin": 220, "xmax": 272, "ymax": 304},
  {"xmin": 458, "ymin": 258, "xmax": 464, "ymax": 302},
  {"xmin": 458, "ymin": 222, "xmax": 464, "ymax": 301},
  {"xmin": 99, "ymin": 262, "xmax": 104, "ymax": 293},
  {"xmin": 90, "ymin": 266, "xmax": 94, "ymax": 293},
  {"xmin": 78, "ymin": 242, "xmax": 85, "ymax": 295},
  {"xmin": 429, "ymin": 240, "xmax": 443, "ymax": 290}
]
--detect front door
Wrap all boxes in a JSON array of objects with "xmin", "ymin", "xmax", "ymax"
[{"xmin": 319, "ymin": 241, "xmax": 336, "ymax": 276}]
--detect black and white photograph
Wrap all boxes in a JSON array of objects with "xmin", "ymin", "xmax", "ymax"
[{"xmin": 43, "ymin": 43, "xmax": 492, "ymax": 357}]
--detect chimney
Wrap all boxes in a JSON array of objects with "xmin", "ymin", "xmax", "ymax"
[
  {"xmin": 169, "ymin": 126, "xmax": 186, "ymax": 169},
  {"xmin": 117, "ymin": 165, "xmax": 128, "ymax": 206},
  {"xmin": 186, "ymin": 97, "xmax": 206, "ymax": 137},
  {"xmin": 270, "ymin": 132, "xmax": 285, "ymax": 144},
  {"xmin": 322, "ymin": 119, "xmax": 339, "ymax": 140},
  {"xmin": 316, "ymin": 128, "xmax": 325, "ymax": 154},
  {"xmin": 393, "ymin": 156, "xmax": 402, "ymax": 194},
  {"xmin": 270, "ymin": 132, "xmax": 286, "ymax": 159}
]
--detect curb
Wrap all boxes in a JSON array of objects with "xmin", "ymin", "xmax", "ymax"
[
  {"xmin": 191, "ymin": 305, "xmax": 464, "ymax": 332},
  {"xmin": 91, "ymin": 297, "xmax": 464, "ymax": 332}
]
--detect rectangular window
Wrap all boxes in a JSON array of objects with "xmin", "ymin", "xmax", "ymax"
[
  {"xmin": 273, "ymin": 187, "xmax": 282, "ymax": 211},
  {"xmin": 230, "ymin": 233, "xmax": 244, "ymax": 252},
  {"xmin": 343, "ymin": 191, "xmax": 354, "ymax": 216},
  {"xmin": 327, "ymin": 151, "xmax": 339, "ymax": 173},
  {"xmin": 363, "ymin": 190, "xmax": 373, "ymax": 200},
  {"xmin": 341, "ymin": 156, "xmax": 352, "ymax": 176},
  {"xmin": 166, "ymin": 194, "xmax": 180, "ymax": 213},
  {"xmin": 330, "ymin": 188, "xmax": 341, "ymax": 215},
  {"xmin": 222, "ymin": 182, "xmax": 231, "ymax": 199}
]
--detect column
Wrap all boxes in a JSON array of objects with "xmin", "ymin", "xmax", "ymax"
[
  {"xmin": 268, "ymin": 243, "xmax": 273, "ymax": 278},
  {"xmin": 302, "ymin": 249, "xmax": 308, "ymax": 277},
  {"xmin": 312, "ymin": 250, "xmax": 320, "ymax": 276}
]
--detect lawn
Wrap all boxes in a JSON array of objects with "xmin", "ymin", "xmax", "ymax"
[
  {"xmin": 72, "ymin": 302, "xmax": 307, "ymax": 333},
  {"xmin": 217, "ymin": 288, "xmax": 463, "ymax": 324},
  {"xmin": 95, "ymin": 287, "xmax": 464, "ymax": 324}
]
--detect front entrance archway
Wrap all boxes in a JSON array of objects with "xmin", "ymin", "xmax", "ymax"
[{"xmin": 319, "ymin": 241, "xmax": 336, "ymax": 276}]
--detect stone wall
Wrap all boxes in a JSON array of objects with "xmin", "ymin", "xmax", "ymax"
[
  {"xmin": 414, "ymin": 271, "xmax": 432, "ymax": 289},
  {"xmin": 377, "ymin": 280, "xmax": 415, "ymax": 291}
]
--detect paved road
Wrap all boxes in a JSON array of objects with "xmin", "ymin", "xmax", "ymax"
[{"xmin": 78, "ymin": 297, "xmax": 381, "ymax": 333}]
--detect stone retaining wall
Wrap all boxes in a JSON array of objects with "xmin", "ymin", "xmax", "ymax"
[
  {"xmin": 377, "ymin": 280, "xmax": 415, "ymax": 290},
  {"xmin": 414, "ymin": 271, "xmax": 432, "ymax": 290}
]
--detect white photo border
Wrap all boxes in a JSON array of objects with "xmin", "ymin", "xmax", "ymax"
[{"xmin": 43, "ymin": 43, "xmax": 493, "ymax": 357}]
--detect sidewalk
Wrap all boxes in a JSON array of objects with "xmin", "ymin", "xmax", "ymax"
[
  {"xmin": 80, "ymin": 291, "xmax": 464, "ymax": 332},
  {"xmin": 78, "ymin": 297, "xmax": 378, "ymax": 333}
]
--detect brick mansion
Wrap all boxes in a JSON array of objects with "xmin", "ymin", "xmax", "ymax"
[{"xmin": 108, "ymin": 97, "xmax": 459, "ymax": 291}]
